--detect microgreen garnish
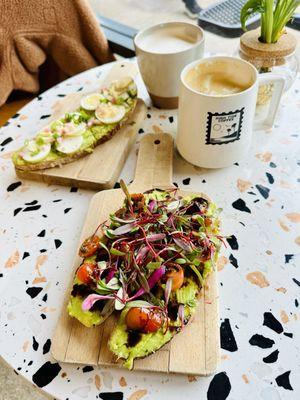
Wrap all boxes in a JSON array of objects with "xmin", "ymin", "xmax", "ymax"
[{"xmin": 79, "ymin": 189, "xmax": 224, "ymax": 330}]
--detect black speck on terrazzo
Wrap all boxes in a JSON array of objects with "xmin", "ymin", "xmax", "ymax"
[
  {"xmin": 255, "ymin": 184, "xmax": 270, "ymax": 199},
  {"xmin": 37, "ymin": 229, "xmax": 46, "ymax": 238},
  {"xmin": 26, "ymin": 287, "xmax": 43, "ymax": 299},
  {"xmin": 40, "ymin": 114, "xmax": 51, "ymax": 120},
  {"xmin": 266, "ymin": 172, "xmax": 274, "ymax": 184},
  {"xmin": 82, "ymin": 365, "xmax": 94, "ymax": 373},
  {"xmin": 285, "ymin": 254, "xmax": 294, "ymax": 264},
  {"xmin": 207, "ymin": 372, "xmax": 231, "ymax": 400},
  {"xmin": 232, "ymin": 198, "xmax": 251, "ymax": 213},
  {"xmin": 54, "ymin": 239, "xmax": 62, "ymax": 249},
  {"xmin": 7, "ymin": 181, "xmax": 22, "ymax": 191},
  {"xmin": 43, "ymin": 339, "xmax": 51, "ymax": 354},
  {"xmin": 249, "ymin": 334, "xmax": 274, "ymax": 348},
  {"xmin": 32, "ymin": 336, "xmax": 39, "ymax": 351},
  {"xmin": 229, "ymin": 254, "xmax": 239, "ymax": 269},
  {"xmin": 275, "ymin": 371, "xmax": 293, "ymax": 390},
  {"xmin": 263, "ymin": 312, "xmax": 283, "ymax": 334},
  {"xmin": 99, "ymin": 392, "xmax": 123, "ymax": 400},
  {"xmin": 22, "ymin": 252, "xmax": 30, "ymax": 260},
  {"xmin": 25, "ymin": 200, "xmax": 38, "ymax": 206},
  {"xmin": 0, "ymin": 137, "xmax": 13, "ymax": 147},
  {"xmin": 220, "ymin": 319, "xmax": 238, "ymax": 352},
  {"xmin": 226, "ymin": 235, "xmax": 238, "ymax": 250},
  {"xmin": 293, "ymin": 278, "xmax": 300, "ymax": 287},
  {"xmin": 23, "ymin": 205, "xmax": 41, "ymax": 212},
  {"xmin": 182, "ymin": 178, "xmax": 190, "ymax": 185},
  {"xmin": 14, "ymin": 208, "xmax": 22, "ymax": 216},
  {"xmin": 32, "ymin": 362, "xmax": 61, "ymax": 388},
  {"xmin": 263, "ymin": 349, "xmax": 279, "ymax": 363}
]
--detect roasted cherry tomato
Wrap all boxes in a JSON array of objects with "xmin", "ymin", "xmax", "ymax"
[
  {"xmin": 79, "ymin": 235, "xmax": 100, "ymax": 258},
  {"xmin": 125, "ymin": 307, "xmax": 163, "ymax": 333},
  {"xmin": 165, "ymin": 265, "xmax": 184, "ymax": 291},
  {"xmin": 76, "ymin": 261, "xmax": 97, "ymax": 284}
]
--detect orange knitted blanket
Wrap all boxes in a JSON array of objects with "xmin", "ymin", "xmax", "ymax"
[{"xmin": 0, "ymin": 0, "xmax": 114, "ymax": 106}]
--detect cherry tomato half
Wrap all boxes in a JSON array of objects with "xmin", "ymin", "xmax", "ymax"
[
  {"xmin": 125, "ymin": 307, "xmax": 163, "ymax": 333},
  {"xmin": 79, "ymin": 235, "xmax": 100, "ymax": 258},
  {"xmin": 76, "ymin": 261, "xmax": 97, "ymax": 284},
  {"xmin": 165, "ymin": 265, "xmax": 184, "ymax": 291}
]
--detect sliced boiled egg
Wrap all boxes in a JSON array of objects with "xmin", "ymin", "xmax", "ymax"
[
  {"xmin": 111, "ymin": 76, "xmax": 133, "ymax": 93},
  {"xmin": 21, "ymin": 140, "xmax": 51, "ymax": 163},
  {"xmin": 63, "ymin": 122, "xmax": 86, "ymax": 137},
  {"xmin": 80, "ymin": 93, "xmax": 103, "ymax": 110},
  {"xmin": 56, "ymin": 135, "xmax": 83, "ymax": 154},
  {"xmin": 95, "ymin": 104, "xmax": 125, "ymax": 124}
]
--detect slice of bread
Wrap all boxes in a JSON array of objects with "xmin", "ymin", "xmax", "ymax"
[{"xmin": 14, "ymin": 99, "xmax": 137, "ymax": 171}]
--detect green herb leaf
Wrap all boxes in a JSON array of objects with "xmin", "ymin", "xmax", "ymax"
[
  {"xmin": 175, "ymin": 258, "xmax": 187, "ymax": 264},
  {"xmin": 146, "ymin": 261, "xmax": 162, "ymax": 270},
  {"xmin": 110, "ymin": 248, "xmax": 126, "ymax": 256}
]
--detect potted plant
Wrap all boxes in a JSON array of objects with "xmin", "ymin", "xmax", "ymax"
[{"xmin": 239, "ymin": 0, "xmax": 298, "ymax": 104}]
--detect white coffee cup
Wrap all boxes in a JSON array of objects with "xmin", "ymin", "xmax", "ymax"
[
  {"xmin": 134, "ymin": 21, "xmax": 204, "ymax": 109},
  {"xmin": 176, "ymin": 56, "xmax": 285, "ymax": 168}
]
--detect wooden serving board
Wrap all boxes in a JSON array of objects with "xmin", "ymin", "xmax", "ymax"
[
  {"xmin": 15, "ymin": 62, "xmax": 147, "ymax": 190},
  {"xmin": 52, "ymin": 133, "xmax": 220, "ymax": 375}
]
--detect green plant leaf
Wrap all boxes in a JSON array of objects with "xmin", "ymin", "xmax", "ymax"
[{"xmin": 241, "ymin": 0, "xmax": 264, "ymax": 31}]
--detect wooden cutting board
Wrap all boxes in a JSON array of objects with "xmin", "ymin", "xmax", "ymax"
[
  {"xmin": 15, "ymin": 62, "xmax": 147, "ymax": 190},
  {"xmin": 52, "ymin": 133, "xmax": 220, "ymax": 375}
]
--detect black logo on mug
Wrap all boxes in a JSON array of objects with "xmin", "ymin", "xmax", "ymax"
[{"xmin": 206, "ymin": 108, "xmax": 244, "ymax": 145}]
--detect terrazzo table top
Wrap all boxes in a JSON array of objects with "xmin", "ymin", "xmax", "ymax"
[{"xmin": 0, "ymin": 60, "xmax": 299, "ymax": 400}]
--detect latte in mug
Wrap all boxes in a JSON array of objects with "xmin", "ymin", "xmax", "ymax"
[
  {"xmin": 134, "ymin": 22, "xmax": 204, "ymax": 109},
  {"xmin": 176, "ymin": 56, "xmax": 285, "ymax": 168},
  {"xmin": 138, "ymin": 25, "xmax": 197, "ymax": 54},
  {"xmin": 185, "ymin": 59, "xmax": 252, "ymax": 96}
]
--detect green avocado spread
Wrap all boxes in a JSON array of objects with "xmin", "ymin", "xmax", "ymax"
[
  {"xmin": 109, "ymin": 278, "xmax": 198, "ymax": 369},
  {"xmin": 67, "ymin": 295, "xmax": 104, "ymax": 328},
  {"xmin": 12, "ymin": 79, "xmax": 137, "ymax": 168}
]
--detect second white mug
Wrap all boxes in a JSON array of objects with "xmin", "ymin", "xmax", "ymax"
[{"xmin": 134, "ymin": 21, "xmax": 204, "ymax": 109}]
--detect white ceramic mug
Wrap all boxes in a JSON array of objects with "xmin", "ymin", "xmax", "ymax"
[
  {"xmin": 176, "ymin": 56, "xmax": 285, "ymax": 168},
  {"xmin": 134, "ymin": 21, "xmax": 204, "ymax": 109}
]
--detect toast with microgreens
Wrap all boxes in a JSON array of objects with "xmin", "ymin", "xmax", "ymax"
[
  {"xmin": 12, "ymin": 77, "xmax": 137, "ymax": 171},
  {"xmin": 67, "ymin": 181, "xmax": 224, "ymax": 369}
]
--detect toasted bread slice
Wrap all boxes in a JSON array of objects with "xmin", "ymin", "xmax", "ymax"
[{"xmin": 12, "ymin": 77, "xmax": 137, "ymax": 171}]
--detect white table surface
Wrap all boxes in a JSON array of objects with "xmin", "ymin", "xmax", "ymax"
[{"xmin": 0, "ymin": 60, "xmax": 299, "ymax": 400}]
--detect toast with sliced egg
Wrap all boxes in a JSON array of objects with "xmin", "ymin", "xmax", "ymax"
[{"xmin": 12, "ymin": 77, "xmax": 137, "ymax": 171}]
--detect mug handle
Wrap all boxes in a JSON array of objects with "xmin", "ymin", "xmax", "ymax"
[{"xmin": 254, "ymin": 73, "xmax": 285, "ymax": 130}]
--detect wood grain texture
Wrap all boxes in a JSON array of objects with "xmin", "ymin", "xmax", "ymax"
[
  {"xmin": 15, "ymin": 62, "xmax": 146, "ymax": 190},
  {"xmin": 52, "ymin": 133, "xmax": 220, "ymax": 375}
]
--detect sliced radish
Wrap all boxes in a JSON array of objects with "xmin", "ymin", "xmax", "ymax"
[
  {"xmin": 21, "ymin": 141, "xmax": 51, "ymax": 163},
  {"xmin": 80, "ymin": 93, "xmax": 103, "ymax": 110},
  {"xmin": 56, "ymin": 135, "xmax": 83, "ymax": 154},
  {"xmin": 95, "ymin": 104, "xmax": 125, "ymax": 124}
]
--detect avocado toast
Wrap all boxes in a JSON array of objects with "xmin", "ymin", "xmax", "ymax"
[
  {"xmin": 12, "ymin": 77, "xmax": 137, "ymax": 171},
  {"xmin": 67, "ymin": 181, "xmax": 223, "ymax": 369}
]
